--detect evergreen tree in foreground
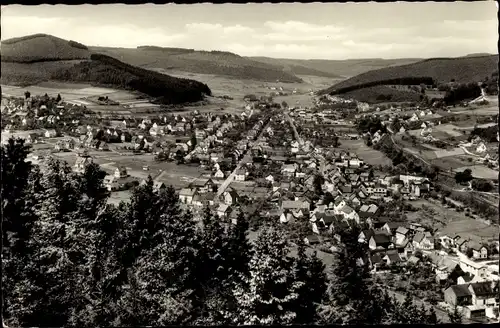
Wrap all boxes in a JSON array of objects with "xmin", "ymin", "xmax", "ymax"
[{"xmin": 229, "ymin": 227, "xmax": 302, "ymax": 325}]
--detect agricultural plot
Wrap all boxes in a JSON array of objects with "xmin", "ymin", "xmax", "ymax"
[
  {"xmin": 432, "ymin": 124, "xmax": 463, "ymax": 137},
  {"xmin": 453, "ymin": 165, "xmax": 499, "ymax": 180},
  {"xmin": 408, "ymin": 199, "xmax": 497, "ymax": 243},
  {"xmin": 338, "ymin": 140, "xmax": 393, "ymax": 166},
  {"xmin": 430, "ymin": 148, "xmax": 465, "ymax": 159}
]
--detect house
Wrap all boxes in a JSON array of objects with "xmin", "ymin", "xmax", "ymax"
[
  {"xmin": 412, "ymin": 231, "xmax": 435, "ymax": 250},
  {"xmin": 455, "ymin": 237, "xmax": 469, "ymax": 254},
  {"xmin": 217, "ymin": 203, "xmax": 230, "ymax": 218},
  {"xmin": 394, "ymin": 226, "xmax": 410, "ymax": 245},
  {"xmin": 114, "ymin": 166, "xmax": 129, "ymax": 179},
  {"xmin": 214, "ymin": 169, "xmax": 225, "ymax": 179},
  {"xmin": 358, "ymin": 204, "xmax": 378, "ymax": 219},
  {"xmin": 234, "ymin": 169, "xmax": 247, "ymax": 181},
  {"xmin": 282, "ymin": 163, "xmax": 298, "ymax": 176},
  {"xmin": 223, "ymin": 189, "xmax": 240, "ymax": 205},
  {"xmin": 281, "ymin": 200, "xmax": 310, "ymax": 212},
  {"xmin": 468, "ymin": 281, "xmax": 498, "ymax": 308},
  {"xmin": 280, "ymin": 211, "xmax": 299, "ymax": 224},
  {"xmin": 153, "ymin": 181, "xmax": 166, "ymax": 193},
  {"xmin": 177, "ymin": 188, "xmax": 196, "ymax": 204},
  {"xmin": 304, "ymin": 234, "xmax": 321, "ymax": 246},
  {"xmin": 191, "ymin": 179, "xmax": 215, "ymax": 194},
  {"xmin": 369, "ymin": 233, "xmax": 394, "ymax": 251},
  {"xmin": 358, "ymin": 229, "xmax": 375, "ymax": 243},
  {"xmin": 444, "ymin": 284, "xmax": 473, "ymax": 307},
  {"xmin": 380, "ymin": 222, "xmax": 400, "ymax": 236},
  {"xmin": 338, "ymin": 205, "xmax": 359, "ymax": 223},
  {"xmin": 459, "ymin": 256, "xmax": 489, "ymax": 279},
  {"xmin": 104, "ymin": 175, "xmax": 119, "ymax": 191},
  {"xmin": 73, "ymin": 155, "xmax": 93, "ymax": 174},
  {"xmin": 468, "ymin": 241, "xmax": 488, "ymax": 259},
  {"xmin": 396, "ymin": 239, "xmax": 414, "ymax": 259},
  {"xmin": 383, "ymin": 251, "xmax": 403, "ymax": 266}
]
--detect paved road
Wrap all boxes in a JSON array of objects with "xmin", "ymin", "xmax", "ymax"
[
  {"xmin": 284, "ymin": 111, "xmax": 303, "ymax": 145},
  {"xmin": 215, "ymin": 120, "xmax": 270, "ymax": 200}
]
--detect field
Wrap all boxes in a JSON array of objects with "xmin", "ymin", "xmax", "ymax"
[
  {"xmin": 453, "ymin": 165, "xmax": 499, "ymax": 180},
  {"xmin": 338, "ymin": 139, "xmax": 393, "ymax": 166},
  {"xmin": 407, "ymin": 199, "xmax": 497, "ymax": 243},
  {"xmin": 1, "ymin": 82, "xmax": 164, "ymax": 116},
  {"xmin": 432, "ymin": 124, "xmax": 464, "ymax": 137}
]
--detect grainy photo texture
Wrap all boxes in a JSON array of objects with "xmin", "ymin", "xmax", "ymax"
[{"xmin": 1, "ymin": 2, "xmax": 499, "ymax": 327}]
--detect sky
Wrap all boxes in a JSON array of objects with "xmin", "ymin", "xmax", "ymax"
[{"xmin": 1, "ymin": 2, "xmax": 497, "ymax": 60}]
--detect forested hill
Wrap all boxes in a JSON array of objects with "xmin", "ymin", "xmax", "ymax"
[
  {"xmin": 51, "ymin": 54, "xmax": 211, "ymax": 104},
  {"xmin": 1, "ymin": 33, "xmax": 90, "ymax": 62},
  {"xmin": 92, "ymin": 45, "xmax": 304, "ymax": 83},
  {"xmin": 320, "ymin": 55, "xmax": 498, "ymax": 95}
]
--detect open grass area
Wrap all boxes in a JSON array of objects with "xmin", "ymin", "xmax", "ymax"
[
  {"xmin": 408, "ymin": 199, "xmax": 497, "ymax": 242},
  {"xmin": 453, "ymin": 165, "xmax": 499, "ymax": 180},
  {"xmin": 107, "ymin": 190, "xmax": 132, "ymax": 206},
  {"xmin": 338, "ymin": 139, "xmax": 393, "ymax": 166}
]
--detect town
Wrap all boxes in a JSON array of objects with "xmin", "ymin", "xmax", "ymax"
[{"xmin": 2, "ymin": 79, "xmax": 499, "ymax": 323}]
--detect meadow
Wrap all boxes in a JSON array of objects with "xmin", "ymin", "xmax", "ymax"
[{"xmin": 338, "ymin": 139, "xmax": 393, "ymax": 166}]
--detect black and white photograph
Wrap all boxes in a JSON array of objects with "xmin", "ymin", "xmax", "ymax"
[{"xmin": 1, "ymin": 1, "xmax": 499, "ymax": 326}]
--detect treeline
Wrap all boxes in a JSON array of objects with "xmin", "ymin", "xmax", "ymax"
[
  {"xmin": 0, "ymin": 56, "xmax": 87, "ymax": 64},
  {"xmin": 137, "ymin": 46, "xmax": 195, "ymax": 54},
  {"xmin": 324, "ymin": 77, "xmax": 435, "ymax": 95},
  {"xmin": 443, "ymin": 82, "xmax": 481, "ymax": 105},
  {"xmin": 2, "ymin": 138, "xmax": 441, "ymax": 327},
  {"xmin": 469, "ymin": 125, "xmax": 498, "ymax": 143},
  {"xmin": 356, "ymin": 116, "xmax": 388, "ymax": 135},
  {"xmin": 68, "ymin": 40, "xmax": 88, "ymax": 50},
  {"xmin": 51, "ymin": 54, "xmax": 212, "ymax": 105},
  {"xmin": 0, "ymin": 33, "xmax": 50, "ymax": 44}
]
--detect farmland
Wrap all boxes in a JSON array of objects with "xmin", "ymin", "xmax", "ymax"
[
  {"xmin": 453, "ymin": 165, "xmax": 499, "ymax": 180},
  {"xmin": 407, "ymin": 199, "xmax": 498, "ymax": 243},
  {"xmin": 338, "ymin": 139, "xmax": 393, "ymax": 166}
]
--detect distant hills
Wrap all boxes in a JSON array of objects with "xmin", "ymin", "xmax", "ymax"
[
  {"xmin": 91, "ymin": 45, "xmax": 304, "ymax": 83},
  {"xmin": 1, "ymin": 34, "xmax": 90, "ymax": 62},
  {"xmin": 249, "ymin": 57, "xmax": 423, "ymax": 78},
  {"xmin": 320, "ymin": 55, "xmax": 498, "ymax": 96}
]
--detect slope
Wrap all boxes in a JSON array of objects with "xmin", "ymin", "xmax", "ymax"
[
  {"xmin": 51, "ymin": 54, "xmax": 211, "ymax": 105},
  {"xmin": 1, "ymin": 34, "xmax": 90, "ymax": 62},
  {"xmin": 321, "ymin": 55, "xmax": 498, "ymax": 94},
  {"xmin": 249, "ymin": 56, "xmax": 422, "ymax": 78},
  {"xmin": 90, "ymin": 46, "xmax": 304, "ymax": 83}
]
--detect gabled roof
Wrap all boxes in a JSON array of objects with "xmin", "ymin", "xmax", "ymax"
[
  {"xmin": 179, "ymin": 188, "xmax": 197, "ymax": 196},
  {"xmin": 413, "ymin": 231, "xmax": 427, "ymax": 243},
  {"xmin": 469, "ymin": 282, "xmax": 494, "ymax": 297},
  {"xmin": 396, "ymin": 226, "xmax": 409, "ymax": 235},
  {"xmin": 372, "ymin": 233, "xmax": 392, "ymax": 245},
  {"xmin": 448, "ymin": 284, "xmax": 472, "ymax": 297},
  {"xmin": 385, "ymin": 252, "xmax": 402, "ymax": 263},
  {"xmin": 217, "ymin": 203, "xmax": 230, "ymax": 212}
]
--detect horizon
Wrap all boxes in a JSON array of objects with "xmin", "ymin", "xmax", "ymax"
[{"xmin": 1, "ymin": 2, "xmax": 497, "ymax": 60}]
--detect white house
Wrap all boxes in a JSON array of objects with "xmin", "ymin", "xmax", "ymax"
[{"xmin": 179, "ymin": 188, "xmax": 197, "ymax": 204}]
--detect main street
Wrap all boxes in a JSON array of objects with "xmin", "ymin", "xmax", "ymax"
[
  {"xmin": 284, "ymin": 111, "xmax": 304, "ymax": 145},
  {"xmin": 215, "ymin": 119, "xmax": 271, "ymax": 200}
]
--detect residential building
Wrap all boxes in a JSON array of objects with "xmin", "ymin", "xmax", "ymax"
[{"xmin": 179, "ymin": 188, "xmax": 198, "ymax": 204}]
